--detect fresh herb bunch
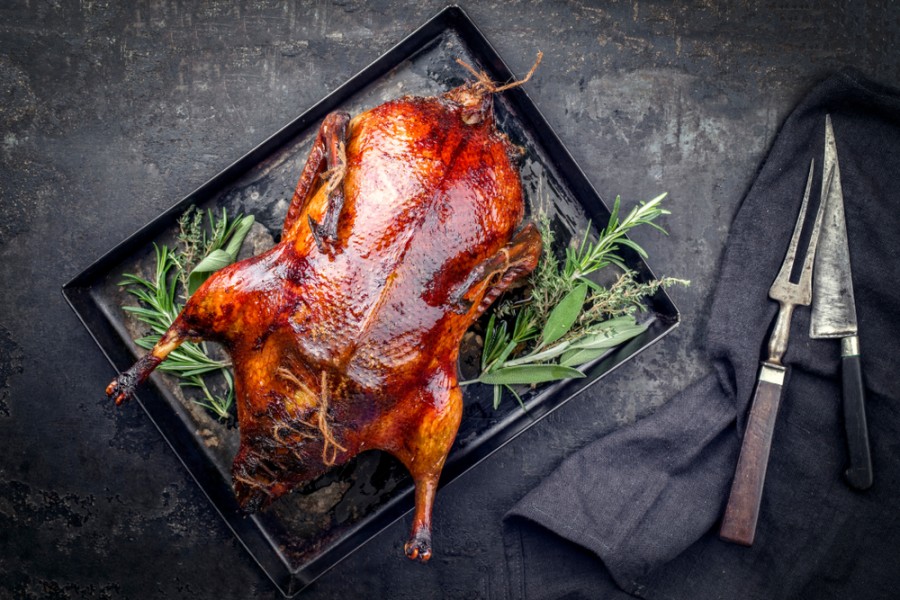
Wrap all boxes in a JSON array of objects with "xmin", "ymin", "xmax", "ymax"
[
  {"xmin": 120, "ymin": 207, "xmax": 254, "ymax": 420},
  {"xmin": 464, "ymin": 193, "xmax": 687, "ymax": 409}
]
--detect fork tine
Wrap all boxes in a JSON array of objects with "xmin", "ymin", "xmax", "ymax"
[
  {"xmin": 719, "ymin": 155, "xmax": 833, "ymax": 547},
  {"xmin": 771, "ymin": 159, "xmax": 816, "ymax": 292},
  {"xmin": 797, "ymin": 163, "xmax": 836, "ymax": 293}
]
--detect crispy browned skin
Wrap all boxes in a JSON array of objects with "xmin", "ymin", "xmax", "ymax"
[{"xmin": 107, "ymin": 82, "xmax": 542, "ymax": 561}]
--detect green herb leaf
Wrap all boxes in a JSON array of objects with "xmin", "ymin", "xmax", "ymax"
[
  {"xmin": 504, "ymin": 340, "xmax": 571, "ymax": 367},
  {"xmin": 187, "ymin": 249, "xmax": 233, "ymax": 295},
  {"xmin": 481, "ymin": 314, "xmax": 509, "ymax": 371},
  {"xmin": 224, "ymin": 215, "xmax": 255, "ymax": 257},
  {"xmin": 479, "ymin": 364, "xmax": 585, "ymax": 386},
  {"xmin": 569, "ymin": 321, "xmax": 648, "ymax": 350},
  {"xmin": 540, "ymin": 283, "xmax": 588, "ymax": 346},
  {"xmin": 559, "ymin": 346, "xmax": 612, "ymax": 368},
  {"xmin": 616, "ymin": 237, "xmax": 649, "ymax": 258},
  {"xmin": 580, "ymin": 278, "xmax": 605, "ymax": 293},
  {"xmin": 119, "ymin": 205, "xmax": 253, "ymax": 421},
  {"xmin": 186, "ymin": 215, "xmax": 254, "ymax": 296},
  {"xmin": 505, "ymin": 384, "xmax": 526, "ymax": 411},
  {"xmin": 469, "ymin": 188, "xmax": 685, "ymax": 412},
  {"xmin": 494, "ymin": 340, "xmax": 519, "ymax": 369},
  {"xmin": 560, "ymin": 321, "xmax": 648, "ymax": 366}
]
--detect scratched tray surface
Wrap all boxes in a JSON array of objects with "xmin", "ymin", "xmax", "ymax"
[{"xmin": 64, "ymin": 7, "xmax": 677, "ymax": 597}]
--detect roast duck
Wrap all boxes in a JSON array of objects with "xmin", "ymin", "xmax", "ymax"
[{"xmin": 107, "ymin": 58, "xmax": 543, "ymax": 561}]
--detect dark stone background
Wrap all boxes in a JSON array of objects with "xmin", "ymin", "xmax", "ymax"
[{"xmin": 0, "ymin": 1, "xmax": 897, "ymax": 598}]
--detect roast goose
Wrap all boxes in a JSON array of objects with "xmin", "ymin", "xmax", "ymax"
[{"xmin": 107, "ymin": 57, "xmax": 543, "ymax": 561}]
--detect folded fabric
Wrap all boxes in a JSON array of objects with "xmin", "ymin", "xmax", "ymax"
[{"xmin": 504, "ymin": 69, "xmax": 900, "ymax": 600}]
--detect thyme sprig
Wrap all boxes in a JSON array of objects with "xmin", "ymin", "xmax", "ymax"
[
  {"xmin": 466, "ymin": 193, "xmax": 688, "ymax": 409},
  {"xmin": 120, "ymin": 207, "xmax": 254, "ymax": 420}
]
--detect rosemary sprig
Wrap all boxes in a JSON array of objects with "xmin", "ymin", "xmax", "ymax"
[
  {"xmin": 527, "ymin": 193, "xmax": 670, "ymax": 324},
  {"xmin": 466, "ymin": 193, "xmax": 688, "ymax": 409},
  {"xmin": 120, "ymin": 207, "xmax": 254, "ymax": 420}
]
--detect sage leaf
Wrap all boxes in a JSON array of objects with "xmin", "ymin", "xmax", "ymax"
[
  {"xmin": 187, "ymin": 215, "xmax": 255, "ymax": 295},
  {"xmin": 479, "ymin": 364, "xmax": 585, "ymax": 386},
  {"xmin": 559, "ymin": 346, "xmax": 611, "ymax": 367},
  {"xmin": 560, "ymin": 321, "xmax": 648, "ymax": 367},
  {"xmin": 188, "ymin": 249, "xmax": 232, "ymax": 295},
  {"xmin": 569, "ymin": 321, "xmax": 648, "ymax": 351},
  {"xmin": 540, "ymin": 283, "xmax": 588, "ymax": 346},
  {"xmin": 504, "ymin": 341, "xmax": 571, "ymax": 367},
  {"xmin": 224, "ymin": 215, "xmax": 255, "ymax": 258}
]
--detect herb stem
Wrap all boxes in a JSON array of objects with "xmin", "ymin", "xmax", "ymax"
[
  {"xmin": 473, "ymin": 190, "xmax": 686, "ymax": 410},
  {"xmin": 120, "ymin": 206, "xmax": 252, "ymax": 421}
]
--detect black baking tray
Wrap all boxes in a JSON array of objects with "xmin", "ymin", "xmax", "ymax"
[{"xmin": 63, "ymin": 5, "xmax": 679, "ymax": 597}]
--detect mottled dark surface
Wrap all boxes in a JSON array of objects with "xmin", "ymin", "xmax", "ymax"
[{"xmin": 0, "ymin": 1, "xmax": 897, "ymax": 598}]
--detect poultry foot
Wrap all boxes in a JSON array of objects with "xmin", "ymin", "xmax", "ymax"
[
  {"xmin": 105, "ymin": 325, "xmax": 187, "ymax": 405},
  {"xmin": 404, "ymin": 528, "xmax": 433, "ymax": 562}
]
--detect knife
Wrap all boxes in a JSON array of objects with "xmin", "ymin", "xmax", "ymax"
[{"xmin": 810, "ymin": 115, "xmax": 873, "ymax": 490}]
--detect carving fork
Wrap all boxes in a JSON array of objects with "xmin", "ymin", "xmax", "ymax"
[{"xmin": 720, "ymin": 159, "xmax": 835, "ymax": 546}]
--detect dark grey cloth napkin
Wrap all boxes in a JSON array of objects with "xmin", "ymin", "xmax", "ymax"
[{"xmin": 503, "ymin": 70, "xmax": 900, "ymax": 600}]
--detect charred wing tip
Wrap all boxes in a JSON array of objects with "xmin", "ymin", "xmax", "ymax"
[
  {"xmin": 308, "ymin": 214, "xmax": 341, "ymax": 253},
  {"xmin": 307, "ymin": 215, "xmax": 327, "ymax": 252}
]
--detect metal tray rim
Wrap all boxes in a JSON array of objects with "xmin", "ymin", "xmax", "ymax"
[{"xmin": 63, "ymin": 5, "xmax": 681, "ymax": 596}]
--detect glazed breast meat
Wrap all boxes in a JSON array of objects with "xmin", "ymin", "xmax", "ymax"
[{"xmin": 107, "ymin": 69, "xmax": 542, "ymax": 561}]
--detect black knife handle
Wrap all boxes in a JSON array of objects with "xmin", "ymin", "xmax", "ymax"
[
  {"xmin": 720, "ymin": 364, "xmax": 785, "ymax": 546},
  {"xmin": 842, "ymin": 349, "xmax": 873, "ymax": 490}
]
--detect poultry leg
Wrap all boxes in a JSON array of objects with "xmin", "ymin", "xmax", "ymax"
[
  {"xmin": 106, "ymin": 322, "xmax": 189, "ymax": 405},
  {"xmin": 396, "ymin": 225, "xmax": 542, "ymax": 561},
  {"xmin": 392, "ymin": 383, "xmax": 463, "ymax": 562}
]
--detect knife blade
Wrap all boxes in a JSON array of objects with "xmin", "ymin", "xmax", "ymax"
[{"xmin": 810, "ymin": 114, "xmax": 873, "ymax": 490}]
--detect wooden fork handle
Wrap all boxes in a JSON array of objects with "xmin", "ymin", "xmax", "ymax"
[{"xmin": 720, "ymin": 363, "xmax": 786, "ymax": 546}]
